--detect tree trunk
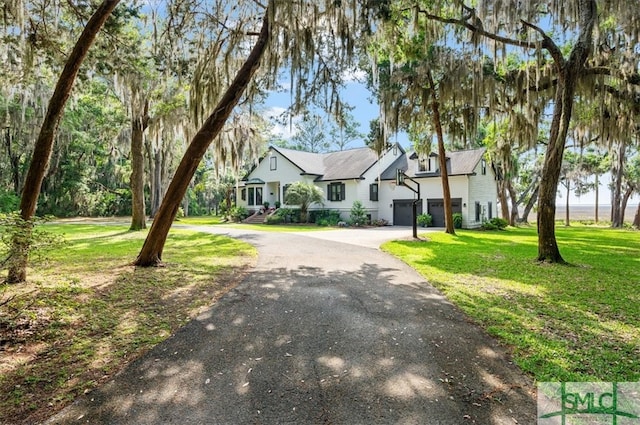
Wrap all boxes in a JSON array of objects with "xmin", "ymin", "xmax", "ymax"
[
  {"xmin": 520, "ymin": 183, "xmax": 539, "ymax": 224},
  {"xmin": 594, "ymin": 173, "xmax": 599, "ymax": 224},
  {"xmin": 182, "ymin": 189, "xmax": 190, "ymax": 217},
  {"xmin": 536, "ymin": 0, "xmax": 595, "ymax": 263},
  {"xmin": 507, "ymin": 180, "xmax": 519, "ymax": 225},
  {"xmin": 565, "ymin": 180, "xmax": 570, "ymax": 226},
  {"xmin": 6, "ymin": 0, "xmax": 121, "ymax": 283},
  {"xmin": 129, "ymin": 103, "xmax": 149, "ymax": 231},
  {"xmin": 610, "ymin": 141, "xmax": 626, "ymax": 228},
  {"xmin": 498, "ymin": 180, "xmax": 510, "ymax": 222},
  {"xmin": 151, "ymin": 152, "xmax": 160, "ymax": 217},
  {"xmin": 225, "ymin": 188, "xmax": 233, "ymax": 212},
  {"xmin": 620, "ymin": 187, "xmax": 633, "ymax": 226},
  {"xmin": 134, "ymin": 6, "xmax": 271, "ymax": 266},
  {"xmin": 536, "ymin": 84, "xmax": 568, "ymax": 263},
  {"xmin": 427, "ymin": 70, "xmax": 455, "ymax": 235},
  {"xmin": 633, "ymin": 202, "xmax": 640, "ymax": 228},
  {"xmin": 144, "ymin": 138, "xmax": 156, "ymax": 218},
  {"xmin": 148, "ymin": 133, "xmax": 170, "ymax": 219},
  {"xmin": 5, "ymin": 127, "xmax": 21, "ymax": 195}
]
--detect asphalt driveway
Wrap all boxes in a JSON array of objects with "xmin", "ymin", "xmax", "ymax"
[{"xmin": 48, "ymin": 226, "xmax": 537, "ymax": 425}]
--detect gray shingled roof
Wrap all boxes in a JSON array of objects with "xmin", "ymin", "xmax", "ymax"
[
  {"xmin": 380, "ymin": 148, "xmax": 486, "ymax": 180},
  {"xmin": 272, "ymin": 147, "xmax": 325, "ymax": 175},
  {"xmin": 271, "ymin": 146, "xmax": 379, "ymax": 181}
]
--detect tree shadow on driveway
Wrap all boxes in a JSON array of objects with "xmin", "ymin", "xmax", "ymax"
[{"xmin": 49, "ymin": 260, "xmax": 537, "ymax": 425}]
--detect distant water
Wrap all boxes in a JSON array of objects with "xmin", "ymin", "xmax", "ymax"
[
  {"xmin": 516, "ymin": 204, "xmax": 638, "ymax": 222},
  {"xmin": 553, "ymin": 204, "xmax": 638, "ymax": 222}
]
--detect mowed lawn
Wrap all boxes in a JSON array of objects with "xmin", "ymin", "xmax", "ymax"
[
  {"xmin": 0, "ymin": 224, "xmax": 256, "ymax": 424},
  {"xmin": 382, "ymin": 225, "xmax": 640, "ymax": 382}
]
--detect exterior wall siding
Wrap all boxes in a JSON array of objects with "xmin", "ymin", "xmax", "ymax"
[
  {"xmin": 238, "ymin": 150, "xmax": 313, "ymax": 212},
  {"xmin": 313, "ymin": 146, "xmax": 401, "ymax": 222},
  {"xmin": 467, "ymin": 163, "xmax": 498, "ymax": 228},
  {"xmin": 379, "ymin": 173, "xmax": 496, "ymax": 229}
]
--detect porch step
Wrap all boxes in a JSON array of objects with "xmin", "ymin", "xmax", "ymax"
[{"xmin": 243, "ymin": 211, "xmax": 267, "ymax": 224}]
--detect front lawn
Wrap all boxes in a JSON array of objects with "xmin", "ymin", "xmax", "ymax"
[
  {"xmin": 382, "ymin": 225, "xmax": 640, "ymax": 382},
  {"xmin": 0, "ymin": 224, "xmax": 256, "ymax": 424}
]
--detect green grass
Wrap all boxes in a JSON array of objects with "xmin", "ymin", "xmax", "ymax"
[
  {"xmin": 175, "ymin": 216, "xmax": 225, "ymax": 226},
  {"xmin": 1, "ymin": 224, "xmax": 256, "ymax": 424},
  {"xmin": 382, "ymin": 225, "xmax": 640, "ymax": 382}
]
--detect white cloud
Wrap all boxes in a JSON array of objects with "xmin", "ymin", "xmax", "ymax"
[
  {"xmin": 342, "ymin": 69, "xmax": 367, "ymax": 83},
  {"xmin": 263, "ymin": 106, "xmax": 301, "ymax": 140}
]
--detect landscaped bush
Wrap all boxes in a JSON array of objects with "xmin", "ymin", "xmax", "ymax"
[
  {"xmin": 228, "ymin": 206, "xmax": 249, "ymax": 222},
  {"xmin": 417, "ymin": 213, "xmax": 433, "ymax": 227},
  {"xmin": 481, "ymin": 217, "xmax": 508, "ymax": 230},
  {"xmin": 372, "ymin": 218, "xmax": 389, "ymax": 226},
  {"xmin": 452, "ymin": 212, "xmax": 463, "ymax": 228},
  {"xmin": 274, "ymin": 207, "xmax": 301, "ymax": 223},
  {"xmin": 310, "ymin": 209, "xmax": 342, "ymax": 226},
  {"xmin": 265, "ymin": 214, "xmax": 283, "ymax": 225},
  {"xmin": 350, "ymin": 201, "xmax": 368, "ymax": 226}
]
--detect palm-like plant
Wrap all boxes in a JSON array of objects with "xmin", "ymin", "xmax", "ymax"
[{"xmin": 284, "ymin": 182, "xmax": 324, "ymax": 223}]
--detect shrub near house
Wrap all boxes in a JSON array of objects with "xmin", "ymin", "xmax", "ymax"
[
  {"xmin": 350, "ymin": 201, "xmax": 368, "ymax": 226},
  {"xmin": 417, "ymin": 213, "xmax": 433, "ymax": 227}
]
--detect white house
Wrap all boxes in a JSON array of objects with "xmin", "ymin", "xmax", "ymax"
[
  {"xmin": 238, "ymin": 144, "xmax": 497, "ymax": 228},
  {"xmin": 378, "ymin": 149, "xmax": 497, "ymax": 228}
]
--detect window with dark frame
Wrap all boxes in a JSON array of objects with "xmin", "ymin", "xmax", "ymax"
[
  {"xmin": 270, "ymin": 156, "xmax": 277, "ymax": 171},
  {"xmin": 417, "ymin": 157, "xmax": 430, "ymax": 172},
  {"xmin": 488, "ymin": 201, "xmax": 493, "ymax": 219},
  {"xmin": 241, "ymin": 188, "xmax": 246, "ymax": 201},
  {"xmin": 475, "ymin": 201, "xmax": 481, "ymax": 222},
  {"xmin": 248, "ymin": 188, "xmax": 255, "ymax": 206},
  {"xmin": 256, "ymin": 187, "xmax": 263, "ymax": 206},
  {"xmin": 481, "ymin": 158, "xmax": 487, "ymax": 175},
  {"xmin": 328, "ymin": 182, "xmax": 345, "ymax": 201},
  {"xmin": 370, "ymin": 183, "xmax": 378, "ymax": 201}
]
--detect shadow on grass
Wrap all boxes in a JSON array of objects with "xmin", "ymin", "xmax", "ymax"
[
  {"xmin": 386, "ymin": 227, "xmax": 640, "ymax": 382},
  {"xmin": 0, "ymin": 231, "xmax": 255, "ymax": 425}
]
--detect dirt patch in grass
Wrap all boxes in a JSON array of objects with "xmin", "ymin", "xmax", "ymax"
[{"xmin": 0, "ymin": 228, "xmax": 256, "ymax": 425}]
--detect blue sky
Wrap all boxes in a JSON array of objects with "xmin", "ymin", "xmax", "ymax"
[
  {"xmin": 264, "ymin": 78, "xmax": 410, "ymax": 149},
  {"xmin": 263, "ymin": 80, "xmax": 637, "ymax": 207}
]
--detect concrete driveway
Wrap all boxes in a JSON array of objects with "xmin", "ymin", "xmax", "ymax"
[
  {"xmin": 290, "ymin": 226, "xmax": 432, "ymax": 249},
  {"xmin": 49, "ymin": 226, "xmax": 536, "ymax": 425}
]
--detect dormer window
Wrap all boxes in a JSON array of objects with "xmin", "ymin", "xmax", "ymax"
[
  {"xmin": 417, "ymin": 156, "xmax": 434, "ymax": 173},
  {"xmin": 418, "ymin": 158, "xmax": 428, "ymax": 172}
]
